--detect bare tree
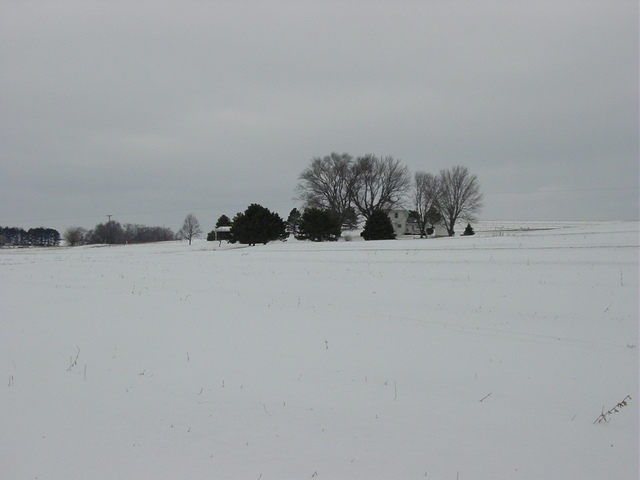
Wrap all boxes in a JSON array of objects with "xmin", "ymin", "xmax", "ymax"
[
  {"xmin": 436, "ymin": 166, "xmax": 483, "ymax": 236},
  {"xmin": 350, "ymin": 154, "xmax": 411, "ymax": 220},
  {"xmin": 413, "ymin": 171, "xmax": 439, "ymax": 237},
  {"xmin": 63, "ymin": 226, "xmax": 87, "ymax": 246},
  {"xmin": 123, "ymin": 224, "xmax": 175, "ymax": 243},
  {"xmin": 177, "ymin": 213, "xmax": 202, "ymax": 245},
  {"xmin": 296, "ymin": 152, "xmax": 355, "ymax": 227}
]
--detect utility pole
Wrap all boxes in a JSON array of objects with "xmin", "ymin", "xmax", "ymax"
[{"xmin": 104, "ymin": 215, "xmax": 115, "ymax": 244}]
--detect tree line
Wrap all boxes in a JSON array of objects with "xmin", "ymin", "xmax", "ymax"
[
  {"xmin": 63, "ymin": 222, "xmax": 176, "ymax": 246},
  {"xmin": 0, "ymin": 226, "xmax": 61, "ymax": 247},
  {"xmin": 296, "ymin": 153, "xmax": 482, "ymax": 237},
  {"xmin": 62, "ymin": 213, "xmax": 209, "ymax": 246}
]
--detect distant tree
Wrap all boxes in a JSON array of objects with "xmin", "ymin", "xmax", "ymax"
[
  {"xmin": 296, "ymin": 208, "xmax": 341, "ymax": 242},
  {"xmin": 413, "ymin": 171, "xmax": 439, "ymax": 237},
  {"xmin": 123, "ymin": 224, "xmax": 174, "ymax": 243},
  {"xmin": 88, "ymin": 221, "xmax": 124, "ymax": 244},
  {"xmin": 215, "ymin": 215, "xmax": 232, "ymax": 228},
  {"xmin": 123, "ymin": 223, "xmax": 141, "ymax": 244},
  {"xmin": 0, "ymin": 226, "xmax": 60, "ymax": 246},
  {"xmin": 0, "ymin": 227, "xmax": 26, "ymax": 245},
  {"xmin": 424, "ymin": 205, "xmax": 444, "ymax": 235},
  {"xmin": 177, "ymin": 214, "xmax": 202, "ymax": 245},
  {"xmin": 48, "ymin": 228, "xmax": 61, "ymax": 246},
  {"xmin": 340, "ymin": 206, "xmax": 359, "ymax": 230},
  {"xmin": 463, "ymin": 223, "xmax": 475, "ymax": 236},
  {"xmin": 351, "ymin": 155, "xmax": 411, "ymax": 220},
  {"xmin": 152, "ymin": 226, "xmax": 175, "ymax": 242},
  {"xmin": 286, "ymin": 208, "xmax": 302, "ymax": 235},
  {"xmin": 26, "ymin": 228, "xmax": 43, "ymax": 245},
  {"xmin": 21, "ymin": 227, "xmax": 59, "ymax": 246},
  {"xmin": 63, "ymin": 227, "xmax": 87, "ymax": 246},
  {"xmin": 436, "ymin": 166, "xmax": 483, "ymax": 236},
  {"xmin": 230, "ymin": 204, "xmax": 287, "ymax": 245},
  {"xmin": 426, "ymin": 205, "xmax": 443, "ymax": 227},
  {"xmin": 80, "ymin": 221, "xmax": 173, "ymax": 245},
  {"xmin": 361, "ymin": 210, "xmax": 396, "ymax": 241},
  {"xmin": 296, "ymin": 152, "xmax": 356, "ymax": 229}
]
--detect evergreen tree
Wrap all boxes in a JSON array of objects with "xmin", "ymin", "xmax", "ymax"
[
  {"xmin": 230, "ymin": 204, "xmax": 287, "ymax": 245},
  {"xmin": 297, "ymin": 208, "xmax": 341, "ymax": 242},
  {"xmin": 361, "ymin": 210, "xmax": 396, "ymax": 241},
  {"xmin": 340, "ymin": 206, "xmax": 359, "ymax": 230},
  {"xmin": 0, "ymin": 227, "xmax": 25, "ymax": 245},
  {"xmin": 463, "ymin": 223, "xmax": 475, "ymax": 236},
  {"xmin": 426, "ymin": 205, "xmax": 443, "ymax": 229},
  {"xmin": 215, "ymin": 215, "xmax": 232, "ymax": 228},
  {"xmin": 286, "ymin": 208, "xmax": 302, "ymax": 235},
  {"xmin": 25, "ymin": 227, "xmax": 60, "ymax": 246}
]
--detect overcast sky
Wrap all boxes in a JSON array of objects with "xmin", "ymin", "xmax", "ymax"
[{"xmin": 1, "ymin": 1, "xmax": 638, "ymax": 232}]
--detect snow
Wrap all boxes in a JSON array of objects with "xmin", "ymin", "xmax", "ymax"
[{"xmin": 1, "ymin": 221, "xmax": 638, "ymax": 479}]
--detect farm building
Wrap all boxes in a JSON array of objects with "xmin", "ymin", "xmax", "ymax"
[{"xmin": 387, "ymin": 209, "xmax": 448, "ymax": 237}]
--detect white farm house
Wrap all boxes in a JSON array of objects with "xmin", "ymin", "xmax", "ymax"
[{"xmin": 387, "ymin": 209, "xmax": 448, "ymax": 237}]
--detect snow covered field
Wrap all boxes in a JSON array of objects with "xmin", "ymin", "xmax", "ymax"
[{"xmin": 1, "ymin": 221, "xmax": 638, "ymax": 479}]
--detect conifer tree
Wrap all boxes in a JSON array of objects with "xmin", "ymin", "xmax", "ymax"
[
  {"xmin": 297, "ymin": 208, "xmax": 341, "ymax": 242},
  {"xmin": 230, "ymin": 204, "xmax": 287, "ymax": 245},
  {"xmin": 215, "ymin": 215, "xmax": 232, "ymax": 228},
  {"xmin": 286, "ymin": 208, "xmax": 302, "ymax": 235},
  {"xmin": 361, "ymin": 210, "xmax": 396, "ymax": 240}
]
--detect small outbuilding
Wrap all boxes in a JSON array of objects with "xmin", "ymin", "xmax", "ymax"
[{"xmin": 211, "ymin": 226, "xmax": 232, "ymax": 242}]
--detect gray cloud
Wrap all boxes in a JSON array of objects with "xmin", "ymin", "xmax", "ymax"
[{"xmin": 1, "ymin": 1, "xmax": 637, "ymax": 231}]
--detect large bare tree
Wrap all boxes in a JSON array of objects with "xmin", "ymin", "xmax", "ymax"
[
  {"xmin": 350, "ymin": 154, "xmax": 411, "ymax": 220},
  {"xmin": 413, "ymin": 171, "xmax": 439, "ymax": 237},
  {"xmin": 177, "ymin": 213, "xmax": 202, "ymax": 245},
  {"xmin": 296, "ymin": 152, "xmax": 355, "ymax": 227},
  {"xmin": 436, "ymin": 166, "xmax": 483, "ymax": 236}
]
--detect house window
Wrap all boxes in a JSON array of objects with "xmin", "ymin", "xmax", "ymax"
[{"xmin": 394, "ymin": 212, "xmax": 399, "ymax": 218}]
